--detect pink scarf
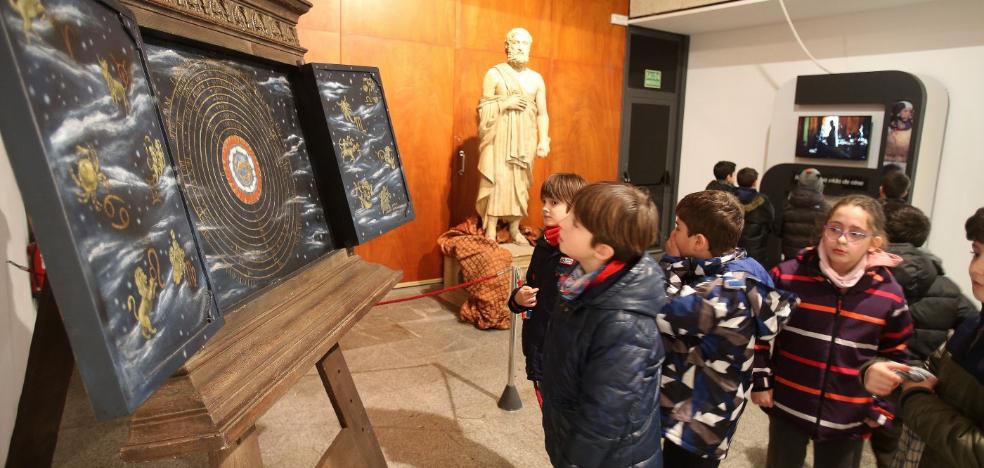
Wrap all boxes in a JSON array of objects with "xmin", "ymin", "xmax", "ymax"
[{"xmin": 818, "ymin": 248, "xmax": 902, "ymax": 289}]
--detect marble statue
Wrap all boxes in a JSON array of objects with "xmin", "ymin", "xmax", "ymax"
[{"xmin": 476, "ymin": 27, "xmax": 550, "ymax": 244}]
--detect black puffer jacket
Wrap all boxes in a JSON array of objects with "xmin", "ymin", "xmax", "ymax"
[
  {"xmin": 542, "ymin": 255, "xmax": 666, "ymax": 467},
  {"xmin": 779, "ymin": 187, "xmax": 830, "ymax": 260},
  {"xmin": 508, "ymin": 231, "xmax": 574, "ymax": 381},
  {"xmin": 705, "ymin": 179, "xmax": 736, "ymax": 193},
  {"xmin": 887, "ymin": 243, "xmax": 979, "ymax": 361},
  {"xmin": 735, "ymin": 187, "xmax": 775, "ymax": 262}
]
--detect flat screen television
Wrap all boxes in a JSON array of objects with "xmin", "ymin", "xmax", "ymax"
[{"xmin": 795, "ymin": 115, "xmax": 873, "ymax": 161}]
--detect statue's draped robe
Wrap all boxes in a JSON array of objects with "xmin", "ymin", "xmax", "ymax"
[{"xmin": 476, "ymin": 63, "xmax": 539, "ymax": 223}]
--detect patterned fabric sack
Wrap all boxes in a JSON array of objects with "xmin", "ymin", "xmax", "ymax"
[{"xmin": 438, "ymin": 217, "xmax": 512, "ymax": 329}]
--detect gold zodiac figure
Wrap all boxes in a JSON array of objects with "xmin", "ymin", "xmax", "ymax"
[
  {"xmin": 337, "ymin": 96, "xmax": 366, "ymax": 133},
  {"xmin": 338, "ymin": 135, "xmax": 360, "ymax": 164},
  {"xmin": 168, "ymin": 230, "xmax": 187, "ymax": 286},
  {"xmin": 355, "ymin": 179, "xmax": 373, "ymax": 210},
  {"xmin": 127, "ymin": 266, "xmax": 158, "ymax": 339},
  {"xmin": 71, "ymin": 144, "xmax": 108, "ymax": 207},
  {"xmin": 361, "ymin": 77, "xmax": 380, "ymax": 105},
  {"xmin": 144, "ymin": 135, "xmax": 166, "ymax": 203},
  {"xmin": 9, "ymin": 0, "xmax": 45, "ymax": 44},
  {"xmin": 375, "ymin": 145, "xmax": 396, "ymax": 169},
  {"xmin": 99, "ymin": 57, "xmax": 129, "ymax": 115},
  {"xmin": 379, "ymin": 186, "xmax": 394, "ymax": 215}
]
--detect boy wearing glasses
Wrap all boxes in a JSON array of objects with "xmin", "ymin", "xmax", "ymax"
[{"xmin": 658, "ymin": 190, "xmax": 798, "ymax": 466}]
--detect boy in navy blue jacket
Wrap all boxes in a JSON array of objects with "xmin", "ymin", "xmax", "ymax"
[
  {"xmin": 541, "ymin": 182, "xmax": 667, "ymax": 467},
  {"xmin": 508, "ymin": 173, "xmax": 585, "ymax": 406}
]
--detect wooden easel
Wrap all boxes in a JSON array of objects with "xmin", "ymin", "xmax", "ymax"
[
  {"xmin": 5, "ymin": 252, "xmax": 395, "ymax": 468},
  {"xmin": 121, "ymin": 251, "xmax": 396, "ymax": 467}
]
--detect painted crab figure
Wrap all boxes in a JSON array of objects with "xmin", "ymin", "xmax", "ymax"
[{"xmin": 71, "ymin": 144, "xmax": 108, "ymax": 207}]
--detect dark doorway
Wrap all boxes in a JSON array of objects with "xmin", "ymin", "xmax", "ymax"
[{"xmin": 619, "ymin": 27, "xmax": 689, "ymax": 248}]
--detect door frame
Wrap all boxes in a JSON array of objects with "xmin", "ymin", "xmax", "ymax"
[{"xmin": 617, "ymin": 26, "xmax": 689, "ymax": 243}]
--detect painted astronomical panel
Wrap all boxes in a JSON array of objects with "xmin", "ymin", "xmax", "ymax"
[
  {"xmin": 0, "ymin": 0, "xmax": 222, "ymax": 418},
  {"xmin": 144, "ymin": 41, "xmax": 333, "ymax": 311},
  {"xmin": 296, "ymin": 64, "xmax": 414, "ymax": 247}
]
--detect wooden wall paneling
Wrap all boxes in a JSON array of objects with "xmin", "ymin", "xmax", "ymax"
[
  {"xmin": 449, "ymin": 48, "xmax": 493, "ymax": 227},
  {"xmin": 550, "ymin": 0, "xmax": 628, "ymax": 67},
  {"xmin": 344, "ymin": 36, "xmax": 455, "ymax": 281},
  {"xmin": 457, "ymin": 0, "xmax": 553, "ymax": 54},
  {"xmin": 298, "ymin": 0, "xmax": 341, "ymax": 63},
  {"xmin": 548, "ymin": 61, "xmax": 623, "ymax": 185},
  {"xmin": 341, "ymin": 0, "xmax": 456, "ymax": 46}
]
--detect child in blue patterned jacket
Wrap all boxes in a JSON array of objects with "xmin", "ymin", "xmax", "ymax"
[{"xmin": 658, "ymin": 190, "xmax": 798, "ymax": 467}]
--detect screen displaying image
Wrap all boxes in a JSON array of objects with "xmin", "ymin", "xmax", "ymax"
[{"xmin": 795, "ymin": 115, "xmax": 873, "ymax": 161}]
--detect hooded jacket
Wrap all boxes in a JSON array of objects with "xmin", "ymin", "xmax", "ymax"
[
  {"xmin": 735, "ymin": 186, "xmax": 775, "ymax": 263},
  {"xmin": 780, "ymin": 187, "xmax": 830, "ymax": 261},
  {"xmin": 705, "ymin": 179, "xmax": 736, "ymax": 193},
  {"xmin": 658, "ymin": 250, "xmax": 798, "ymax": 460},
  {"xmin": 769, "ymin": 248, "xmax": 912, "ymax": 441},
  {"xmin": 886, "ymin": 243, "xmax": 979, "ymax": 362},
  {"xmin": 541, "ymin": 255, "xmax": 666, "ymax": 468}
]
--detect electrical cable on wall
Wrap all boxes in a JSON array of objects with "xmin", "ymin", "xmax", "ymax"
[{"xmin": 778, "ymin": 0, "xmax": 833, "ymax": 74}]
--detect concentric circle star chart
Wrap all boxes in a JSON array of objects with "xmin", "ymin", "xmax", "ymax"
[
  {"xmin": 165, "ymin": 60, "xmax": 299, "ymax": 286},
  {"xmin": 147, "ymin": 44, "xmax": 333, "ymax": 310}
]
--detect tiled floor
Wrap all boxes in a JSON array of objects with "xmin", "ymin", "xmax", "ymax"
[{"xmin": 51, "ymin": 285, "xmax": 875, "ymax": 467}]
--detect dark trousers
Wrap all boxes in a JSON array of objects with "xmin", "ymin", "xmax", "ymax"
[
  {"xmin": 869, "ymin": 421, "xmax": 901, "ymax": 468},
  {"xmin": 766, "ymin": 414, "xmax": 864, "ymax": 468},
  {"xmin": 663, "ymin": 440, "xmax": 720, "ymax": 468}
]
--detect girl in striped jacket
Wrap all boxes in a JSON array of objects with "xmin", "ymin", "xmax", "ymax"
[{"xmin": 754, "ymin": 195, "xmax": 913, "ymax": 468}]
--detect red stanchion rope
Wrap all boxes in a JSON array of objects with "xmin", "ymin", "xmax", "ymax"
[{"xmin": 375, "ymin": 268, "xmax": 511, "ymax": 306}]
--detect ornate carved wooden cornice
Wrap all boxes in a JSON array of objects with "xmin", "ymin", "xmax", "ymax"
[{"xmin": 120, "ymin": 0, "xmax": 313, "ymax": 64}]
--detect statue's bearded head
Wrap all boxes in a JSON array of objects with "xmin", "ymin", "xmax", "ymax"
[{"xmin": 504, "ymin": 28, "xmax": 532, "ymax": 68}]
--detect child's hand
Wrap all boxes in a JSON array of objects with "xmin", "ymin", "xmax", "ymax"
[
  {"xmin": 515, "ymin": 285, "xmax": 539, "ymax": 308},
  {"xmin": 751, "ymin": 390, "xmax": 773, "ymax": 408},
  {"xmin": 863, "ymin": 361, "xmax": 909, "ymax": 396},
  {"xmin": 664, "ymin": 236, "xmax": 680, "ymax": 257}
]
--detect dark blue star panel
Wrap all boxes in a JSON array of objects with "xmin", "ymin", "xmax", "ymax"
[
  {"xmin": 295, "ymin": 64, "xmax": 414, "ymax": 246},
  {"xmin": 0, "ymin": 0, "xmax": 221, "ymax": 419}
]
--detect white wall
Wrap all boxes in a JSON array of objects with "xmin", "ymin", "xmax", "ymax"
[
  {"xmin": 0, "ymin": 134, "xmax": 36, "ymax": 461},
  {"xmin": 678, "ymin": 0, "xmax": 984, "ymax": 297}
]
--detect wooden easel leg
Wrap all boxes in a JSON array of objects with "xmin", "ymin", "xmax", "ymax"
[
  {"xmin": 315, "ymin": 345, "xmax": 386, "ymax": 468},
  {"xmin": 4, "ymin": 282, "xmax": 74, "ymax": 468},
  {"xmin": 208, "ymin": 425, "xmax": 262, "ymax": 468}
]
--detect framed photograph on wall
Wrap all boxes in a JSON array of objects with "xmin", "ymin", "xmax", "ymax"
[{"xmin": 883, "ymin": 100, "xmax": 915, "ymax": 173}]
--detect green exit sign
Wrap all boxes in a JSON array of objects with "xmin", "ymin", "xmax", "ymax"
[{"xmin": 644, "ymin": 69, "xmax": 662, "ymax": 89}]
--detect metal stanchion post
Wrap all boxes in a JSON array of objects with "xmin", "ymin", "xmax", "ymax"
[{"xmin": 497, "ymin": 266, "xmax": 523, "ymax": 411}]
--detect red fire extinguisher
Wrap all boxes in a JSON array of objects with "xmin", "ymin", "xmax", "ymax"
[{"xmin": 26, "ymin": 242, "xmax": 45, "ymax": 297}]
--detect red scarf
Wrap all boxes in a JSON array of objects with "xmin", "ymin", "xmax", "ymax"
[
  {"xmin": 544, "ymin": 226, "xmax": 560, "ymax": 246},
  {"xmin": 588, "ymin": 260, "xmax": 626, "ymax": 288}
]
